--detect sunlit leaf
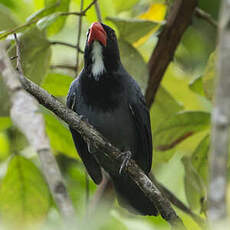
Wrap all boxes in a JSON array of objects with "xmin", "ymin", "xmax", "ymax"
[
  {"xmin": 151, "ymin": 87, "xmax": 183, "ymax": 131},
  {"xmin": 0, "ymin": 132, "xmax": 10, "ymax": 161},
  {"xmin": 8, "ymin": 27, "xmax": 51, "ymax": 84},
  {"xmin": 182, "ymin": 157, "xmax": 206, "ymax": 211},
  {"xmin": 154, "ymin": 111, "xmax": 210, "ymax": 151},
  {"xmin": 113, "ymin": 0, "xmax": 138, "ymax": 13},
  {"xmin": 134, "ymin": 3, "xmax": 166, "ymax": 46},
  {"xmin": 118, "ymin": 39, "xmax": 148, "ymax": 93},
  {"xmin": 107, "ymin": 17, "xmax": 161, "ymax": 44},
  {"xmin": 0, "ymin": 155, "xmax": 51, "ymax": 224},
  {"xmin": 191, "ymin": 135, "xmax": 210, "ymax": 184},
  {"xmin": 41, "ymin": 72, "xmax": 73, "ymax": 96},
  {"xmin": 44, "ymin": 113, "xmax": 77, "ymax": 159},
  {"xmin": 189, "ymin": 76, "xmax": 205, "ymax": 96},
  {"xmin": 0, "ymin": 117, "xmax": 12, "ymax": 131},
  {"xmin": 45, "ymin": 0, "xmax": 70, "ymax": 36},
  {"xmin": 203, "ymin": 52, "xmax": 216, "ymax": 100}
]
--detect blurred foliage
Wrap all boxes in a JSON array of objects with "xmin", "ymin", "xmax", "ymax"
[{"xmin": 0, "ymin": 0, "xmax": 221, "ymax": 229}]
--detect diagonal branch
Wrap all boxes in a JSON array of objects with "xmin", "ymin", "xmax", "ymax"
[
  {"xmin": 145, "ymin": 0, "xmax": 198, "ymax": 108},
  {"xmin": 195, "ymin": 8, "xmax": 218, "ymax": 28},
  {"xmin": 0, "ymin": 43, "xmax": 186, "ymax": 230}
]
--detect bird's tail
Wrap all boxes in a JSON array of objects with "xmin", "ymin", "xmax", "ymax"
[{"xmin": 111, "ymin": 174, "xmax": 158, "ymax": 216}]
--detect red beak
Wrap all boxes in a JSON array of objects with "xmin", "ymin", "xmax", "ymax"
[{"xmin": 87, "ymin": 22, "xmax": 107, "ymax": 47}]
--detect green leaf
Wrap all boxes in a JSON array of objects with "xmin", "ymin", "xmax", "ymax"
[
  {"xmin": 189, "ymin": 76, "xmax": 205, "ymax": 96},
  {"xmin": 118, "ymin": 39, "xmax": 148, "ymax": 93},
  {"xmin": 8, "ymin": 27, "xmax": 51, "ymax": 84},
  {"xmin": 191, "ymin": 135, "xmax": 210, "ymax": 184},
  {"xmin": 0, "ymin": 117, "xmax": 12, "ymax": 131},
  {"xmin": 45, "ymin": 0, "xmax": 70, "ymax": 36},
  {"xmin": 44, "ymin": 113, "xmax": 77, "ymax": 159},
  {"xmin": 154, "ymin": 111, "xmax": 210, "ymax": 152},
  {"xmin": 36, "ymin": 12, "xmax": 60, "ymax": 31},
  {"xmin": 41, "ymin": 72, "xmax": 73, "ymax": 96},
  {"xmin": 0, "ymin": 155, "xmax": 51, "ymax": 224},
  {"xmin": 0, "ymin": 4, "xmax": 17, "ymax": 31},
  {"xmin": 151, "ymin": 87, "xmax": 183, "ymax": 131},
  {"xmin": 182, "ymin": 156, "xmax": 206, "ymax": 211},
  {"xmin": 113, "ymin": 0, "xmax": 139, "ymax": 13},
  {"xmin": 107, "ymin": 17, "xmax": 161, "ymax": 43},
  {"xmin": 203, "ymin": 52, "xmax": 216, "ymax": 100}
]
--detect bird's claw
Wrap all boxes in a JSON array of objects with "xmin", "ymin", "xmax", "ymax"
[
  {"xmin": 79, "ymin": 115, "xmax": 88, "ymax": 122},
  {"xmin": 117, "ymin": 151, "xmax": 132, "ymax": 174}
]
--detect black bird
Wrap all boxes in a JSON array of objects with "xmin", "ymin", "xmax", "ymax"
[{"xmin": 67, "ymin": 22, "xmax": 158, "ymax": 216}]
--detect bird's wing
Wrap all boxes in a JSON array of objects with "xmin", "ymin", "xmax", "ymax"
[
  {"xmin": 128, "ymin": 90, "xmax": 153, "ymax": 173},
  {"xmin": 67, "ymin": 84, "xmax": 102, "ymax": 184}
]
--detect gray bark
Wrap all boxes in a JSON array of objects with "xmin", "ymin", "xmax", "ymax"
[{"xmin": 208, "ymin": 0, "xmax": 230, "ymax": 224}]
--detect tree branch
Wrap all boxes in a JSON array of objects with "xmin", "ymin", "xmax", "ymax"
[
  {"xmin": 0, "ymin": 41, "xmax": 76, "ymax": 220},
  {"xmin": 75, "ymin": 0, "xmax": 84, "ymax": 75},
  {"xmin": 195, "ymin": 7, "xmax": 218, "ymax": 28},
  {"xmin": 0, "ymin": 43, "xmax": 186, "ymax": 230},
  {"xmin": 208, "ymin": 0, "xmax": 230, "ymax": 224},
  {"xmin": 145, "ymin": 0, "xmax": 198, "ymax": 108},
  {"xmin": 50, "ymin": 64, "xmax": 76, "ymax": 71},
  {"xmin": 94, "ymin": 1, "xmax": 102, "ymax": 23},
  {"xmin": 49, "ymin": 41, "xmax": 84, "ymax": 53}
]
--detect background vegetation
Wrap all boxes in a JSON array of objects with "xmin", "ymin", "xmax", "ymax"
[{"xmin": 0, "ymin": 0, "xmax": 224, "ymax": 229}]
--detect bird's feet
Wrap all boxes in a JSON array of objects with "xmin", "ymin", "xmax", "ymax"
[{"xmin": 116, "ymin": 151, "xmax": 132, "ymax": 174}]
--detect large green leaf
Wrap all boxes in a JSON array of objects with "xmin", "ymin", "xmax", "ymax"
[
  {"xmin": 41, "ymin": 72, "xmax": 73, "ymax": 96},
  {"xmin": 0, "ymin": 117, "xmax": 12, "ymax": 131},
  {"xmin": 203, "ymin": 52, "xmax": 216, "ymax": 100},
  {"xmin": 182, "ymin": 135, "xmax": 209, "ymax": 212},
  {"xmin": 154, "ymin": 111, "xmax": 210, "ymax": 151},
  {"xmin": 191, "ymin": 135, "xmax": 210, "ymax": 184},
  {"xmin": 0, "ymin": 155, "xmax": 51, "ymax": 224},
  {"xmin": 151, "ymin": 87, "xmax": 183, "ymax": 131},
  {"xmin": 182, "ymin": 156, "xmax": 206, "ymax": 211},
  {"xmin": 44, "ymin": 113, "xmax": 77, "ymax": 159},
  {"xmin": 8, "ymin": 27, "xmax": 51, "ymax": 84},
  {"xmin": 45, "ymin": 0, "xmax": 70, "ymax": 36},
  {"xmin": 107, "ymin": 17, "xmax": 161, "ymax": 44},
  {"xmin": 119, "ymin": 39, "xmax": 148, "ymax": 93}
]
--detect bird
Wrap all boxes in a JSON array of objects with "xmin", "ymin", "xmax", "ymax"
[{"xmin": 67, "ymin": 22, "xmax": 158, "ymax": 216}]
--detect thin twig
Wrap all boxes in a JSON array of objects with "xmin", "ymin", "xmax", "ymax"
[
  {"xmin": 50, "ymin": 64, "xmax": 76, "ymax": 71},
  {"xmin": 75, "ymin": 0, "xmax": 84, "ymax": 75},
  {"xmin": 195, "ymin": 7, "xmax": 218, "ymax": 28},
  {"xmin": 82, "ymin": 0, "xmax": 97, "ymax": 14},
  {"xmin": 94, "ymin": 1, "xmax": 102, "ymax": 22},
  {"xmin": 49, "ymin": 41, "xmax": 84, "ymax": 53},
  {"xmin": 145, "ymin": 0, "xmax": 198, "ymax": 108},
  {"xmin": 0, "ymin": 41, "xmax": 76, "ymax": 220},
  {"xmin": 14, "ymin": 33, "xmax": 23, "ymax": 74}
]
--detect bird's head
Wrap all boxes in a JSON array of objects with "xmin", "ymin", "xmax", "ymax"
[{"xmin": 84, "ymin": 22, "xmax": 121, "ymax": 79}]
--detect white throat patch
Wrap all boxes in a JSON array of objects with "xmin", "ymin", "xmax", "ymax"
[{"xmin": 91, "ymin": 41, "xmax": 105, "ymax": 80}]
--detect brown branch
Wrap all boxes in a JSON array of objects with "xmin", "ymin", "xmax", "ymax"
[
  {"xmin": 50, "ymin": 64, "xmax": 76, "ymax": 71},
  {"xmin": 94, "ymin": 1, "xmax": 102, "ymax": 22},
  {"xmin": 75, "ymin": 0, "xmax": 84, "ymax": 75},
  {"xmin": 49, "ymin": 41, "xmax": 84, "ymax": 53},
  {"xmin": 195, "ymin": 7, "xmax": 218, "ymax": 28},
  {"xmin": 145, "ymin": 0, "xmax": 198, "ymax": 108},
  {"xmin": 0, "ymin": 45, "xmax": 186, "ymax": 229}
]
